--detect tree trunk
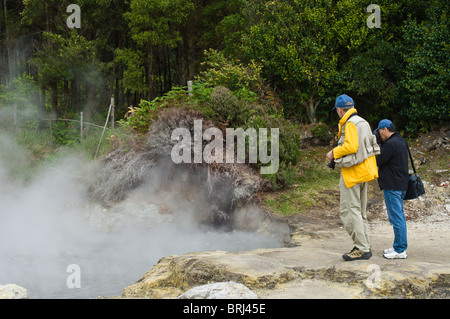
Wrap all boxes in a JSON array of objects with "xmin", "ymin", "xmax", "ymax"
[
  {"xmin": 305, "ymin": 97, "xmax": 320, "ymax": 125},
  {"xmin": 85, "ymin": 84, "xmax": 96, "ymax": 120},
  {"xmin": 62, "ymin": 79, "xmax": 69, "ymax": 116},
  {"xmin": 37, "ymin": 83, "xmax": 47, "ymax": 130},
  {"xmin": 183, "ymin": 37, "xmax": 190, "ymax": 85},
  {"xmin": 145, "ymin": 48, "xmax": 151, "ymax": 100},
  {"xmin": 3, "ymin": 0, "xmax": 12, "ymax": 88},
  {"xmin": 84, "ymin": 83, "xmax": 96, "ymax": 134},
  {"xmin": 50, "ymin": 81, "xmax": 58, "ymax": 116},
  {"xmin": 72, "ymin": 78, "xmax": 80, "ymax": 112}
]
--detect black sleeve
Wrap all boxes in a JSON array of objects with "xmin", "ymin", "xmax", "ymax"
[{"xmin": 376, "ymin": 141, "xmax": 395, "ymax": 168}]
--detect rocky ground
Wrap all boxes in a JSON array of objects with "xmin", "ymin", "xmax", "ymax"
[
  {"xmin": 120, "ymin": 190, "xmax": 449, "ymax": 300},
  {"xmin": 120, "ymin": 191, "xmax": 449, "ymax": 299}
]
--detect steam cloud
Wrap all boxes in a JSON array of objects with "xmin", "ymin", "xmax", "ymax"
[{"xmin": 0, "ymin": 133, "xmax": 285, "ymax": 298}]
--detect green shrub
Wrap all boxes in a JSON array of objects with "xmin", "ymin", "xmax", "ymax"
[
  {"xmin": 245, "ymin": 113, "xmax": 302, "ymax": 190},
  {"xmin": 119, "ymin": 86, "xmax": 189, "ymax": 133},
  {"xmin": 203, "ymin": 86, "xmax": 255, "ymax": 127},
  {"xmin": 197, "ymin": 49, "xmax": 263, "ymax": 93},
  {"xmin": 401, "ymin": 5, "xmax": 450, "ymax": 132},
  {"xmin": 196, "ymin": 85, "xmax": 302, "ymax": 190},
  {"xmin": 311, "ymin": 123, "xmax": 331, "ymax": 142}
]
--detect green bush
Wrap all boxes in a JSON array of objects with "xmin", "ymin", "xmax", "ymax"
[
  {"xmin": 311, "ymin": 123, "xmax": 331, "ymax": 142},
  {"xmin": 197, "ymin": 49, "xmax": 263, "ymax": 93},
  {"xmin": 245, "ymin": 113, "xmax": 302, "ymax": 190},
  {"xmin": 119, "ymin": 86, "xmax": 189, "ymax": 133},
  {"xmin": 203, "ymin": 86, "xmax": 255, "ymax": 127},
  {"xmin": 401, "ymin": 3, "xmax": 450, "ymax": 132},
  {"xmin": 195, "ymin": 85, "xmax": 302, "ymax": 189}
]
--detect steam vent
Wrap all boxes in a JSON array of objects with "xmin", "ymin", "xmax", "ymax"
[{"xmin": 88, "ymin": 108, "xmax": 290, "ymax": 242}]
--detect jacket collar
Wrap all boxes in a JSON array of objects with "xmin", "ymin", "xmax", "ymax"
[
  {"xmin": 385, "ymin": 131, "xmax": 398, "ymax": 142},
  {"xmin": 380, "ymin": 132, "xmax": 399, "ymax": 146},
  {"xmin": 338, "ymin": 108, "xmax": 358, "ymax": 138}
]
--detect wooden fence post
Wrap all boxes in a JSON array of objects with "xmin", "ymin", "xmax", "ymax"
[
  {"xmin": 95, "ymin": 98, "xmax": 114, "ymax": 159},
  {"xmin": 13, "ymin": 103, "xmax": 17, "ymax": 130},
  {"xmin": 48, "ymin": 119, "xmax": 52, "ymax": 136},
  {"xmin": 80, "ymin": 112, "xmax": 83, "ymax": 140},
  {"xmin": 110, "ymin": 97, "xmax": 115, "ymax": 129},
  {"xmin": 187, "ymin": 80, "xmax": 193, "ymax": 97}
]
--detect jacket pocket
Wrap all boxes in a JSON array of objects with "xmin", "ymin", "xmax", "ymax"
[
  {"xmin": 335, "ymin": 153, "xmax": 359, "ymax": 168},
  {"xmin": 364, "ymin": 135, "xmax": 380, "ymax": 156}
]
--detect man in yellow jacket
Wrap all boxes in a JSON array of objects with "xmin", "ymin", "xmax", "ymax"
[{"xmin": 326, "ymin": 94, "xmax": 379, "ymax": 261}]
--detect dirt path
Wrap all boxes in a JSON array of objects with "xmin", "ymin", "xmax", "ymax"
[{"xmin": 263, "ymin": 180, "xmax": 450, "ymax": 298}]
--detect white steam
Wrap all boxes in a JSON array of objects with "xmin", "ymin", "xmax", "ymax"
[{"xmin": 0, "ymin": 134, "xmax": 284, "ymax": 298}]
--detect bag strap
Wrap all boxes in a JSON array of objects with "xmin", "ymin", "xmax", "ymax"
[
  {"xmin": 346, "ymin": 112, "xmax": 359, "ymax": 122},
  {"xmin": 406, "ymin": 142, "xmax": 417, "ymax": 175},
  {"xmin": 339, "ymin": 112, "xmax": 359, "ymax": 138}
]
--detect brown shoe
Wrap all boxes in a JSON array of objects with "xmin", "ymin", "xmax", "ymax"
[{"xmin": 342, "ymin": 247, "xmax": 372, "ymax": 261}]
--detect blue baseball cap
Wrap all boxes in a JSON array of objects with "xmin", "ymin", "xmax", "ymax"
[
  {"xmin": 374, "ymin": 119, "xmax": 393, "ymax": 132},
  {"xmin": 333, "ymin": 94, "xmax": 354, "ymax": 110}
]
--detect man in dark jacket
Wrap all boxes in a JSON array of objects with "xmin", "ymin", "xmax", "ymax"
[{"xmin": 374, "ymin": 119, "xmax": 409, "ymax": 259}]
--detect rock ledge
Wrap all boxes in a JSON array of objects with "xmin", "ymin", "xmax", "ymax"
[{"xmin": 123, "ymin": 223, "xmax": 450, "ymax": 299}]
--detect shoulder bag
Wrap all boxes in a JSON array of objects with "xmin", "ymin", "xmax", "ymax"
[{"xmin": 404, "ymin": 142, "xmax": 426, "ymax": 200}]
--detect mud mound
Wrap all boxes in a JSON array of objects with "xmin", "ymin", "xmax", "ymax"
[{"xmin": 88, "ymin": 108, "xmax": 273, "ymax": 230}]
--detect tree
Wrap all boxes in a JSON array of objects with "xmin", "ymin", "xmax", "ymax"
[
  {"xmin": 30, "ymin": 31, "xmax": 102, "ymax": 120},
  {"xmin": 5, "ymin": 0, "xmax": 244, "ymax": 119},
  {"xmin": 336, "ymin": 40, "xmax": 405, "ymax": 125},
  {"xmin": 21, "ymin": 0, "xmax": 123, "ymax": 120},
  {"xmin": 241, "ymin": 0, "xmax": 371, "ymax": 124},
  {"xmin": 197, "ymin": 49, "xmax": 263, "ymax": 93},
  {"xmin": 116, "ymin": 0, "xmax": 195, "ymax": 99},
  {"xmin": 401, "ymin": 1, "xmax": 450, "ymax": 132},
  {"xmin": 333, "ymin": 0, "xmax": 434, "ymax": 127}
]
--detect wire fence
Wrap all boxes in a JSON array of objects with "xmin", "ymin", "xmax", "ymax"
[{"xmin": 7, "ymin": 98, "xmax": 116, "ymax": 159}]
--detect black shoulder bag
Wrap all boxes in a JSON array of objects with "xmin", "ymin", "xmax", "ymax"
[{"xmin": 404, "ymin": 143, "xmax": 426, "ymax": 200}]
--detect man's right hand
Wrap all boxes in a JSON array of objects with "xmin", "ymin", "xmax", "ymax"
[{"xmin": 326, "ymin": 150, "xmax": 334, "ymax": 162}]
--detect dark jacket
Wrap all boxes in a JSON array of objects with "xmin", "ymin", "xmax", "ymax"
[{"xmin": 376, "ymin": 132, "xmax": 409, "ymax": 191}]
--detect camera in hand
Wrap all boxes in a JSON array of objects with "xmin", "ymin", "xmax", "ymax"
[
  {"xmin": 374, "ymin": 130, "xmax": 381, "ymax": 145},
  {"xmin": 328, "ymin": 160, "xmax": 336, "ymax": 170}
]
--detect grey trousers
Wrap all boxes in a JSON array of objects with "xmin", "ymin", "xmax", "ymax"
[{"xmin": 339, "ymin": 174, "xmax": 371, "ymax": 252}]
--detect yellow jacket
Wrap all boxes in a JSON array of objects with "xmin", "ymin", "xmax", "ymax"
[{"xmin": 333, "ymin": 108, "xmax": 378, "ymax": 188}]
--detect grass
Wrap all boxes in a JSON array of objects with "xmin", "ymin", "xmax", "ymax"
[
  {"xmin": 0, "ymin": 125, "xmax": 125, "ymax": 182},
  {"xmin": 15, "ymin": 128, "xmax": 56, "ymax": 162},
  {"xmin": 262, "ymin": 146, "xmax": 341, "ymax": 216},
  {"xmin": 0, "ymin": 129, "xmax": 56, "ymax": 182}
]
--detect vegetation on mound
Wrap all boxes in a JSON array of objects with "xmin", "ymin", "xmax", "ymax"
[{"xmin": 118, "ymin": 80, "xmax": 302, "ymax": 191}]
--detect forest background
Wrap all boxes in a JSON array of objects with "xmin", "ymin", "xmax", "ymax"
[{"xmin": 0, "ymin": 0, "xmax": 448, "ymax": 189}]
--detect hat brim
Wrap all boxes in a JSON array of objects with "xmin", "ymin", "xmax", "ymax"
[{"xmin": 333, "ymin": 104, "xmax": 354, "ymax": 110}]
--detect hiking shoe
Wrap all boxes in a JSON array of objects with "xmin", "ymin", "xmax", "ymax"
[
  {"xmin": 342, "ymin": 247, "xmax": 372, "ymax": 261},
  {"xmin": 384, "ymin": 247, "xmax": 395, "ymax": 254},
  {"xmin": 383, "ymin": 250, "xmax": 407, "ymax": 259}
]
